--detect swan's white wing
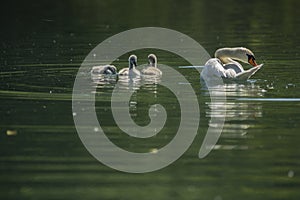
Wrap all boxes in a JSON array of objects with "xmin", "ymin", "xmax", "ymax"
[
  {"xmin": 201, "ymin": 58, "xmax": 227, "ymax": 78},
  {"xmin": 224, "ymin": 68, "xmax": 237, "ymax": 78},
  {"xmin": 235, "ymin": 64, "xmax": 263, "ymax": 80}
]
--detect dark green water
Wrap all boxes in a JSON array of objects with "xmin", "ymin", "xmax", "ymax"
[{"xmin": 1, "ymin": 0, "xmax": 300, "ymax": 199}]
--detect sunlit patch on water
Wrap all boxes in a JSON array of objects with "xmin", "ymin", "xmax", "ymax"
[
  {"xmin": 212, "ymin": 144, "xmax": 249, "ymax": 150},
  {"xmin": 237, "ymin": 98, "xmax": 300, "ymax": 102}
]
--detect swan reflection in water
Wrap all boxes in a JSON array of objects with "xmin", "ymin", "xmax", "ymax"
[
  {"xmin": 202, "ymin": 80, "xmax": 264, "ymax": 151},
  {"xmin": 92, "ymin": 72, "xmax": 162, "ymax": 119},
  {"xmin": 91, "ymin": 68, "xmax": 264, "ymax": 152}
]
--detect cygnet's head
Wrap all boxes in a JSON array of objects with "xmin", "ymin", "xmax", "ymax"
[
  {"xmin": 128, "ymin": 54, "xmax": 137, "ymax": 69},
  {"xmin": 148, "ymin": 54, "xmax": 157, "ymax": 67}
]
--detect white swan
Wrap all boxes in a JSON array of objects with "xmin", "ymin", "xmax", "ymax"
[
  {"xmin": 91, "ymin": 65, "xmax": 117, "ymax": 75},
  {"xmin": 118, "ymin": 54, "xmax": 140, "ymax": 76},
  {"xmin": 141, "ymin": 54, "xmax": 162, "ymax": 76},
  {"xmin": 201, "ymin": 47, "xmax": 263, "ymax": 80}
]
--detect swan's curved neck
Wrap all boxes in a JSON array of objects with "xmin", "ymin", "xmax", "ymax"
[
  {"xmin": 215, "ymin": 48, "xmax": 244, "ymax": 64},
  {"xmin": 150, "ymin": 62, "xmax": 157, "ymax": 68},
  {"xmin": 129, "ymin": 62, "xmax": 135, "ymax": 69}
]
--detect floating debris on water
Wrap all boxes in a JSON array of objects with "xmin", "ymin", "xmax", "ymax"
[
  {"xmin": 149, "ymin": 148, "xmax": 158, "ymax": 154},
  {"xmin": 6, "ymin": 130, "xmax": 17, "ymax": 136},
  {"xmin": 214, "ymin": 195, "xmax": 222, "ymax": 200},
  {"xmin": 285, "ymin": 83, "xmax": 296, "ymax": 89},
  {"xmin": 288, "ymin": 170, "xmax": 294, "ymax": 178}
]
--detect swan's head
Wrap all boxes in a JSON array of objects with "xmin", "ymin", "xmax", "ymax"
[
  {"xmin": 106, "ymin": 66, "xmax": 117, "ymax": 74},
  {"xmin": 128, "ymin": 54, "xmax": 137, "ymax": 69},
  {"xmin": 148, "ymin": 54, "xmax": 157, "ymax": 66},
  {"xmin": 246, "ymin": 53, "xmax": 257, "ymax": 67},
  {"xmin": 215, "ymin": 47, "xmax": 258, "ymax": 67},
  {"xmin": 234, "ymin": 47, "xmax": 258, "ymax": 67}
]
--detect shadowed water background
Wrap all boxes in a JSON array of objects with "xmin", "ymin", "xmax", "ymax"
[{"xmin": 0, "ymin": 0, "xmax": 299, "ymax": 199}]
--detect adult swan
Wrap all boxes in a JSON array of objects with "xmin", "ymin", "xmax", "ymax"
[{"xmin": 201, "ymin": 47, "xmax": 263, "ymax": 80}]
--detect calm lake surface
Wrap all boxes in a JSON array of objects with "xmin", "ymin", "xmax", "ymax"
[{"xmin": 1, "ymin": 0, "xmax": 299, "ymax": 199}]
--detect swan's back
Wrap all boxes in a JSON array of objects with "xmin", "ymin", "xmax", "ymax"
[
  {"xmin": 142, "ymin": 67, "xmax": 162, "ymax": 76},
  {"xmin": 118, "ymin": 68, "xmax": 140, "ymax": 76},
  {"xmin": 91, "ymin": 65, "xmax": 117, "ymax": 75},
  {"xmin": 118, "ymin": 68, "xmax": 129, "ymax": 75},
  {"xmin": 142, "ymin": 54, "xmax": 162, "ymax": 76}
]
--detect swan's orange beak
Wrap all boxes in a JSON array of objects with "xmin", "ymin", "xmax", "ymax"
[{"xmin": 249, "ymin": 57, "xmax": 258, "ymax": 67}]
